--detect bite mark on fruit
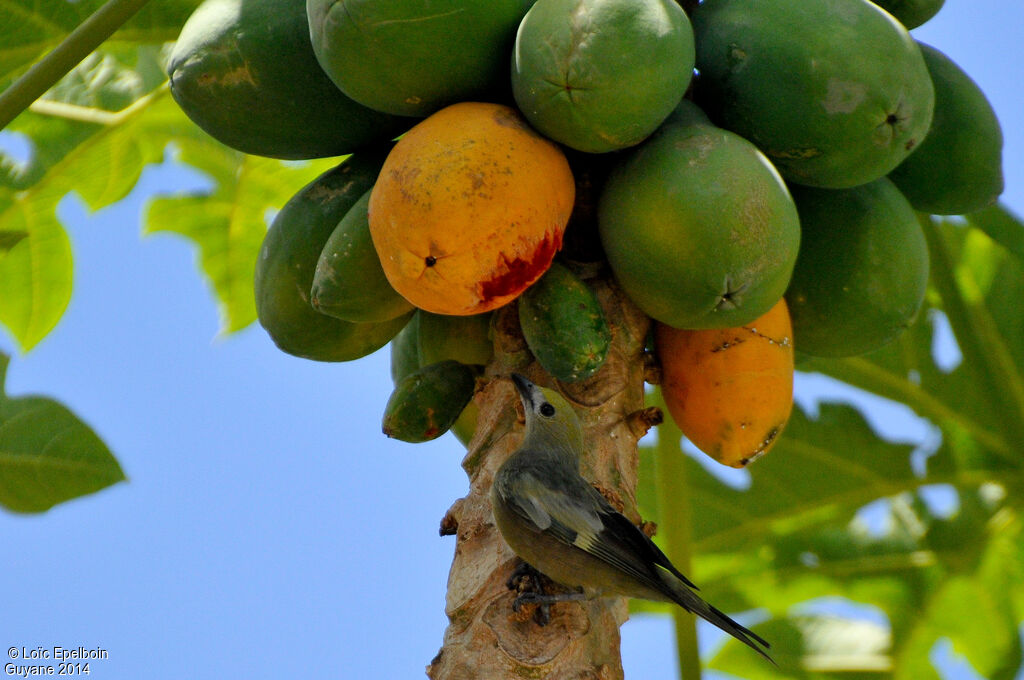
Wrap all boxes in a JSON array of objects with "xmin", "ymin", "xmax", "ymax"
[
  {"xmin": 739, "ymin": 424, "xmax": 782, "ymax": 466},
  {"xmin": 822, "ymin": 79, "xmax": 867, "ymax": 114},
  {"xmin": 477, "ymin": 230, "xmax": 561, "ymax": 303}
]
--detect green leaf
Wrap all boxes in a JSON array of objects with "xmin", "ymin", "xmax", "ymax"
[
  {"xmin": 0, "ymin": 195, "xmax": 72, "ymax": 351},
  {"xmin": 0, "ymin": 0, "xmax": 199, "ymax": 90},
  {"xmin": 0, "ymin": 229, "xmax": 27, "ymax": 252},
  {"xmin": 0, "ymin": 353, "xmax": 124, "ymax": 513},
  {"xmin": 967, "ymin": 204, "xmax": 1024, "ymax": 263},
  {"xmin": 144, "ymin": 143, "xmax": 337, "ymax": 333}
]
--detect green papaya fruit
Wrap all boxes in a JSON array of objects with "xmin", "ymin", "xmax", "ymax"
[
  {"xmin": 889, "ymin": 43, "xmax": 1003, "ymax": 215},
  {"xmin": 598, "ymin": 119, "xmax": 800, "ymax": 330},
  {"xmin": 660, "ymin": 98, "xmax": 712, "ymax": 129},
  {"xmin": 168, "ymin": 0, "xmax": 406, "ymax": 160},
  {"xmin": 693, "ymin": 0, "xmax": 934, "ymax": 188},
  {"xmin": 312, "ymin": 189, "xmax": 414, "ymax": 323},
  {"xmin": 870, "ymin": 0, "xmax": 944, "ymax": 29},
  {"xmin": 519, "ymin": 262, "xmax": 611, "ymax": 382},
  {"xmin": 254, "ymin": 149, "xmax": 411, "ymax": 361},
  {"xmin": 382, "ymin": 361, "xmax": 478, "ymax": 443},
  {"xmin": 417, "ymin": 312, "xmax": 494, "ymax": 368},
  {"xmin": 307, "ymin": 0, "xmax": 532, "ymax": 117},
  {"xmin": 785, "ymin": 179, "xmax": 929, "ymax": 357},
  {"xmin": 511, "ymin": 0, "xmax": 694, "ymax": 153},
  {"xmin": 390, "ymin": 313, "xmax": 421, "ymax": 385}
]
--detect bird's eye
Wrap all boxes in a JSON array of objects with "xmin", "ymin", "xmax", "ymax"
[{"xmin": 539, "ymin": 403, "xmax": 555, "ymax": 418}]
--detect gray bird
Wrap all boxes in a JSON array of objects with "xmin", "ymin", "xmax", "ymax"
[{"xmin": 490, "ymin": 373, "xmax": 772, "ymax": 662}]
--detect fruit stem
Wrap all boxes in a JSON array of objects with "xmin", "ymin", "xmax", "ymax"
[
  {"xmin": 652, "ymin": 387, "xmax": 703, "ymax": 680},
  {"xmin": 918, "ymin": 214, "xmax": 1024, "ymax": 450},
  {"xmin": 0, "ymin": 0, "xmax": 152, "ymax": 130}
]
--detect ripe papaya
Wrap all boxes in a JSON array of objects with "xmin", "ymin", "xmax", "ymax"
[
  {"xmin": 307, "ymin": 0, "xmax": 532, "ymax": 117},
  {"xmin": 518, "ymin": 262, "xmax": 611, "ymax": 382},
  {"xmin": 369, "ymin": 103, "xmax": 575, "ymax": 316},
  {"xmin": 657, "ymin": 298, "xmax": 794, "ymax": 468},
  {"xmin": 598, "ymin": 117, "xmax": 800, "ymax": 330},
  {"xmin": 382, "ymin": 360, "xmax": 478, "ymax": 443},
  {"xmin": 693, "ymin": 0, "xmax": 934, "ymax": 188},
  {"xmin": 168, "ymin": 0, "xmax": 405, "ymax": 160},
  {"xmin": 511, "ymin": 0, "xmax": 694, "ymax": 153},
  {"xmin": 889, "ymin": 43, "xmax": 1003, "ymax": 215},
  {"xmin": 254, "ymin": 150, "xmax": 411, "ymax": 361},
  {"xmin": 870, "ymin": 0, "xmax": 944, "ymax": 29},
  {"xmin": 311, "ymin": 189, "xmax": 414, "ymax": 323},
  {"xmin": 785, "ymin": 179, "xmax": 929, "ymax": 358}
]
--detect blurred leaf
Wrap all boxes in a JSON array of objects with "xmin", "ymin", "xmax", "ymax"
[
  {"xmin": 967, "ymin": 203, "xmax": 1024, "ymax": 263},
  {"xmin": 0, "ymin": 353, "xmax": 124, "ymax": 513},
  {"xmin": 0, "ymin": 229, "xmax": 26, "ymax": 252},
  {"xmin": 0, "ymin": 0, "xmax": 199, "ymax": 90},
  {"xmin": 144, "ymin": 143, "xmax": 336, "ymax": 333}
]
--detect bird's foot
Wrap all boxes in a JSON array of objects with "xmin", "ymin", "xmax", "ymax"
[{"xmin": 506, "ymin": 562, "xmax": 554, "ymax": 625}]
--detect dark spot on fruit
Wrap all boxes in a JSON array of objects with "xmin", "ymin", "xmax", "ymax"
[
  {"xmin": 478, "ymin": 231, "xmax": 562, "ymax": 302},
  {"xmin": 905, "ymin": 138, "xmax": 917, "ymax": 151},
  {"xmin": 886, "ymin": 113, "xmax": 899, "ymax": 125},
  {"xmin": 425, "ymin": 256, "xmax": 437, "ymax": 267}
]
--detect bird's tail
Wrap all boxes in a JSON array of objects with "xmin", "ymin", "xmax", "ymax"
[{"xmin": 662, "ymin": 573, "xmax": 774, "ymax": 664}]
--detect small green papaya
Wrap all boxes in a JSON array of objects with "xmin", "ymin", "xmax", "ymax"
[
  {"xmin": 168, "ymin": 0, "xmax": 406, "ymax": 159},
  {"xmin": 417, "ymin": 312, "xmax": 494, "ymax": 368},
  {"xmin": 785, "ymin": 179, "xmax": 929, "ymax": 357},
  {"xmin": 889, "ymin": 43, "xmax": 1003, "ymax": 215},
  {"xmin": 693, "ymin": 0, "xmax": 934, "ymax": 188},
  {"xmin": 307, "ymin": 0, "xmax": 532, "ymax": 117},
  {"xmin": 660, "ymin": 98, "xmax": 713, "ymax": 130},
  {"xmin": 598, "ymin": 118, "xmax": 800, "ymax": 329},
  {"xmin": 870, "ymin": 0, "xmax": 944, "ymax": 29},
  {"xmin": 382, "ymin": 361, "xmax": 478, "ymax": 443},
  {"xmin": 254, "ymin": 149, "xmax": 411, "ymax": 361},
  {"xmin": 511, "ymin": 0, "xmax": 694, "ymax": 153},
  {"xmin": 519, "ymin": 262, "xmax": 611, "ymax": 382},
  {"xmin": 312, "ymin": 189, "xmax": 414, "ymax": 323},
  {"xmin": 390, "ymin": 313, "xmax": 421, "ymax": 386}
]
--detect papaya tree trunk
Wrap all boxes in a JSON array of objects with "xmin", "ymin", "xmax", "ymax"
[{"xmin": 428, "ymin": 275, "xmax": 655, "ymax": 680}]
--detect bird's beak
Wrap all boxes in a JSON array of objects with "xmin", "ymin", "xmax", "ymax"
[{"xmin": 510, "ymin": 373, "xmax": 535, "ymax": 409}]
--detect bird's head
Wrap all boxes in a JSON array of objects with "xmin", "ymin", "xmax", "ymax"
[{"xmin": 510, "ymin": 374, "xmax": 584, "ymax": 456}]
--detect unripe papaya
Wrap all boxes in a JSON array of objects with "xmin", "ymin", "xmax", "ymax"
[
  {"xmin": 369, "ymin": 103, "xmax": 575, "ymax": 316},
  {"xmin": 418, "ymin": 312, "xmax": 494, "ymax": 368},
  {"xmin": 694, "ymin": 0, "xmax": 934, "ymax": 188},
  {"xmin": 870, "ymin": 0, "xmax": 945, "ymax": 29},
  {"xmin": 512, "ymin": 0, "xmax": 694, "ymax": 153},
  {"xmin": 168, "ymin": 0, "xmax": 405, "ymax": 159},
  {"xmin": 382, "ymin": 361, "xmax": 478, "ymax": 443},
  {"xmin": 657, "ymin": 299, "xmax": 794, "ymax": 468},
  {"xmin": 416, "ymin": 311, "xmax": 492, "ymax": 446},
  {"xmin": 254, "ymin": 150, "xmax": 411, "ymax": 361},
  {"xmin": 598, "ymin": 118, "xmax": 800, "ymax": 330},
  {"xmin": 312, "ymin": 190, "xmax": 414, "ymax": 323},
  {"xmin": 889, "ymin": 43, "xmax": 1003, "ymax": 215},
  {"xmin": 307, "ymin": 0, "xmax": 532, "ymax": 117},
  {"xmin": 390, "ymin": 313, "xmax": 421, "ymax": 386},
  {"xmin": 785, "ymin": 179, "xmax": 929, "ymax": 357},
  {"xmin": 518, "ymin": 262, "xmax": 611, "ymax": 382}
]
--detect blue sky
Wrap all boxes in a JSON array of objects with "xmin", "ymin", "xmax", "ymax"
[{"xmin": 2, "ymin": 3, "xmax": 1023, "ymax": 678}]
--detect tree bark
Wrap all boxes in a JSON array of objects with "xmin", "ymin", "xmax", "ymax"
[{"xmin": 428, "ymin": 274, "xmax": 652, "ymax": 680}]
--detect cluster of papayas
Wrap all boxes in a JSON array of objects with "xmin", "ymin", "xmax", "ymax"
[{"xmin": 171, "ymin": 0, "xmax": 1002, "ymax": 464}]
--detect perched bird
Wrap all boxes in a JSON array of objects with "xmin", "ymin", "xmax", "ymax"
[{"xmin": 490, "ymin": 373, "xmax": 772, "ymax": 662}]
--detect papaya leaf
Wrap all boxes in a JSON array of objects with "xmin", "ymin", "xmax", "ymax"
[
  {"xmin": 0, "ymin": 0, "xmax": 198, "ymax": 90},
  {"xmin": 144, "ymin": 140, "xmax": 336, "ymax": 333},
  {"xmin": 0, "ymin": 196, "xmax": 72, "ymax": 351},
  {"xmin": 0, "ymin": 353, "xmax": 124, "ymax": 513},
  {"xmin": 967, "ymin": 203, "xmax": 1024, "ymax": 263},
  {"xmin": 0, "ymin": 229, "xmax": 26, "ymax": 252}
]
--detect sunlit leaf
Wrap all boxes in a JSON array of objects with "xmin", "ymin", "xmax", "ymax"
[{"xmin": 0, "ymin": 353, "xmax": 124, "ymax": 513}]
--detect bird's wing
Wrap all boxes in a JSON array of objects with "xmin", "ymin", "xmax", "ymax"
[{"xmin": 500, "ymin": 466, "xmax": 685, "ymax": 597}]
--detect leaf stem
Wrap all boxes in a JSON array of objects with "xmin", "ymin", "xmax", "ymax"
[
  {"xmin": 0, "ymin": 0, "xmax": 152, "ymax": 130},
  {"xmin": 652, "ymin": 387, "xmax": 702, "ymax": 680}
]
